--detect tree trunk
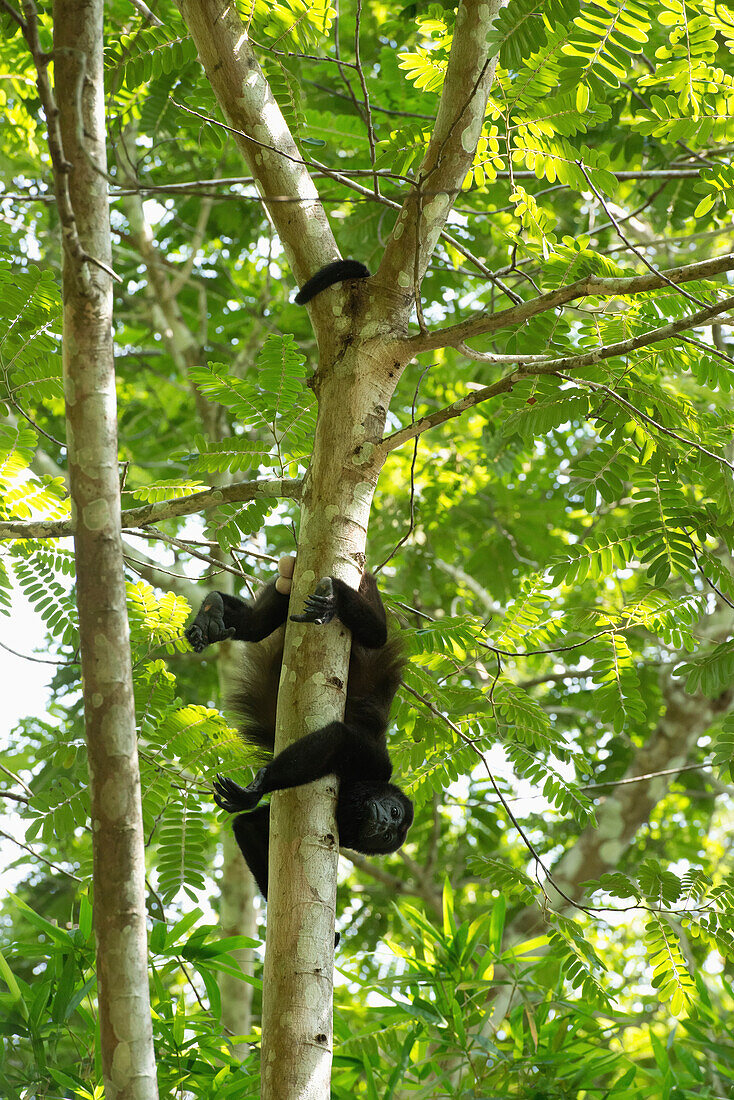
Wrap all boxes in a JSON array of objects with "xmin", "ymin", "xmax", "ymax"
[
  {"xmin": 175, "ymin": 2, "xmax": 504, "ymax": 1093},
  {"xmin": 218, "ymin": 646, "xmax": 258, "ymax": 1049},
  {"xmin": 53, "ymin": 1, "xmax": 158, "ymax": 1096},
  {"xmin": 219, "ymin": 830, "xmax": 258, "ymax": 1048},
  {"xmin": 256, "ymin": 341, "xmax": 399, "ymax": 1094}
]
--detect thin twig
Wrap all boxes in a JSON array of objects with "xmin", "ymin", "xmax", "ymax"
[
  {"xmin": 554, "ymin": 371, "xmax": 734, "ymax": 473},
  {"xmin": 576, "ymin": 160, "xmax": 704, "ymax": 309},
  {"xmin": 0, "ymin": 827, "xmax": 82, "ymax": 881}
]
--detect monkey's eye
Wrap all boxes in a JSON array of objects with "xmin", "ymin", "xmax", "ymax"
[{"xmin": 391, "ymin": 805, "xmax": 399, "ymax": 819}]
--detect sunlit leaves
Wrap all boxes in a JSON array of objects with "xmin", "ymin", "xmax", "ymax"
[
  {"xmin": 500, "ymin": 377, "xmax": 591, "ymax": 440},
  {"xmin": 107, "ymin": 25, "xmax": 198, "ymax": 94},
  {"xmin": 252, "ymin": 0, "xmax": 335, "ymax": 48},
  {"xmin": 486, "ymin": 0, "xmax": 582, "ymax": 68},
  {"xmin": 397, "ymin": 49, "xmax": 447, "ymax": 93},
  {"xmin": 13, "ymin": 550, "xmax": 78, "ymax": 647},
  {"xmin": 128, "ymin": 480, "xmax": 206, "ymax": 503},
  {"xmin": 127, "ymin": 580, "xmax": 191, "ymax": 656},
  {"xmin": 512, "ymin": 134, "xmax": 618, "ymax": 193},
  {"xmin": 549, "ymin": 918, "xmax": 612, "ymax": 1008},
  {"xmin": 629, "ymin": 478, "xmax": 695, "ymax": 584},
  {"xmin": 645, "ymin": 914, "xmax": 696, "ymax": 1016},
  {"xmin": 156, "ymin": 793, "xmax": 209, "ymax": 902},
  {"xmin": 587, "ymin": 633, "xmax": 645, "ymax": 734},
  {"xmin": 559, "ymin": 0, "xmax": 650, "ymax": 92},
  {"xmin": 693, "ymin": 163, "xmax": 734, "ymax": 220},
  {"xmin": 0, "ymin": 263, "xmax": 62, "ymax": 406}
]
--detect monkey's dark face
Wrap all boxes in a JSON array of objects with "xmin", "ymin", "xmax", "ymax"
[{"xmin": 338, "ymin": 781, "xmax": 414, "ymax": 855}]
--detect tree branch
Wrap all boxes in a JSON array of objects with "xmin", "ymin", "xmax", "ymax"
[
  {"xmin": 377, "ymin": 0, "xmax": 506, "ymax": 295},
  {"xmin": 0, "ymin": 476, "xmax": 302, "ymax": 540},
  {"xmin": 403, "ymin": 253, "xmax": 734, "ymax": 355},
  {"xmin": 378, "ymin": 291, "xmax": 734, "ymax": 456},
  {"xmin": 177, "ymin": 0, "xmax": 337, "ymax": 294}
]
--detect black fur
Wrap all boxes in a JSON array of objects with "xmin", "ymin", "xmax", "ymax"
[
  {"xmin": 294, "ymin": 259, "xmax": 370, "ymax": 304},
  {"xmin": 185, "ymin": 567, "xmax": 413, "ymax": 910}
]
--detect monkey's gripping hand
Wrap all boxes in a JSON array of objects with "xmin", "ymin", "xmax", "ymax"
[
  {"xmin": 185, "ymin": 592, "xmax": 236, "ymax": 652},
  {"xmin": 213, "ymin": 771, "xmax": 267, "ymax": 813},
  {"xmin": 290, "ymin": 577, "xmax": 336, "ymax": 625}
]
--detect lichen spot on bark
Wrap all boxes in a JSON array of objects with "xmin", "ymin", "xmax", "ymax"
[
  {"xmin": 461, "ymin": 117, "xmax": 483, "ymax": 154},
  {"xmin": 324, "ymin": 505, "xmax": 339, "ymax": 521},
  {"xmin": 397, "ymin": 271, "xmax": 411, "ymax": 288},
  {"xmin": 100, "ymin": 774, "xmax": 128, "ymax": 819},
  {"xmin": 353, "ymin": 441, "xmax": 374, "ymax": 465},
  {"xmin": 91, "ymin": 692, "xmax": 104, "ymax": 708},
  {"xmin": 101, "ymin": 704, "xmax": 135, "ymax": 751},
  {"xmin": 109, "ymin": 1039, "xmax": 132, "ymax": 1082},
  {"xmin": 243, "ymin": 67, "xmax": 264, "ymax": 92},
  {"xmin": 110, "ymin": 975, "xmax": 154, "ymax": 1041},
  {"xmin": 93, "ymin": 633, "xmax": 118, "ymax": 681},
  {"xmin": 424, "ymin": 191, "xmax": 450, "ymax": 224},
  {"xmin": 82, "ymin": 497, "xmax": 111, "ymax": 531},
  {"xmin": 352, "ymin": 479, "xmax": 374, "ymax": 510}
]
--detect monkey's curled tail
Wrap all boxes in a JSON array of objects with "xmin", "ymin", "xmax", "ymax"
[{"xmin": 295, "ymin": 259, "xmax": 370, "ymax": 304}]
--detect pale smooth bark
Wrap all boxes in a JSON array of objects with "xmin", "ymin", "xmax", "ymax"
[
  {"xmin": 175, "ymin": 2, "xmax": 506, "ymax": 1094},
  {"xmin": 219, "ymin": 829, "xmax": 258, "ymax": 1049},
  {"xmin": 377, "ymin": 0, "xmax": 506, "ymax": 294},
  {"xmin": 53, "ymin": 0, "xmax": 158, "ymax": 1095},
  {"xmin": 218, "ymin": 644, "xmax": 259, "ymax": 1049}
]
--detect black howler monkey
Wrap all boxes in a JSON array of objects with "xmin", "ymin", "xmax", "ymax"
[
  {"xmin": 294, "ymin": 259, "xmax": 370, "ymax": 304},
  {"xmin": 185, "ymin": 557, "xmax": 413, "ymax": 905}
]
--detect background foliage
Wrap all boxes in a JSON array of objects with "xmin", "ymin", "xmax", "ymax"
[{"xmin": 2, "ymin": 0, "xmax": 734, "ymax": 1095}]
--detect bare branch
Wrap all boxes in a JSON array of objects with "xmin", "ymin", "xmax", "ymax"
[
  {"xmin": 576, "ymin": 160, "xmax": 705, "ymax": 309},
  {"xmin": 377, "ymin": 0, "xmax": 506, "ymax": 292},
  {"xmin": 177, "ymin": 0, "xmax": 336, "ymax": 291},
  {"xmin": 0, "ymin": 476, "xmax": 302, "ymax": 540},
  {"xmin": 0, "ymin": 827, "xmax": 82, "ymax": 880},
  {"xmin": 379, "ymin": 291, "xmax": 734, "ymax": 456},
  {"xmin": 404, "ymin": 253, "xmax": 734, "ymax": 355}
]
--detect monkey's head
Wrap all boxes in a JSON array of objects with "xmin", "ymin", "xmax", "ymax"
[{"xmin": 337, "ymin": 781, "xmax": 414, "ymax": 854}]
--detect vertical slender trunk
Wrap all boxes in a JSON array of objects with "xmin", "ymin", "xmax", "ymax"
[
  {"xmin": 219, "ymin": 831, "xmax": 258, "ymax": 1047},
  {"xmin": 53, "ymin": 2, "xmax": 158, "ymax": 1095},
  {"xmin": 218, "ymin": 647, "xmax": 257, "ymax": 1049},
  {"xmin": 260, "ymin": 352, "xmax": 396, "ymax": 1098}
]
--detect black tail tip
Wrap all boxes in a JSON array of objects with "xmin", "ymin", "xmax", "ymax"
[{"xmin": 295, "ymin": 259, "xmax": 370, "ymax": 305}]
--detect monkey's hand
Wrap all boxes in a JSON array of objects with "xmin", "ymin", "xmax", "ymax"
[
  {"xmin": 213, "ymin": 771, "xmax": 266, "ymax": 813},
  {"xmin": 185, "ymin": 592, "xmax": 236, "ymax": 652},
  {"xmin": 290, "ymin": 577, "xmax": 336, "ymax": 625}
]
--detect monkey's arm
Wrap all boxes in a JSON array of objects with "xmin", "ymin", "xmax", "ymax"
[
  {"xmin": 185, "ymin": 581, "xmax": 289, "ymax": 652},
  {"xmin": 213, "ymin": 722, "xmax": 391, "ymax": 810}
]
